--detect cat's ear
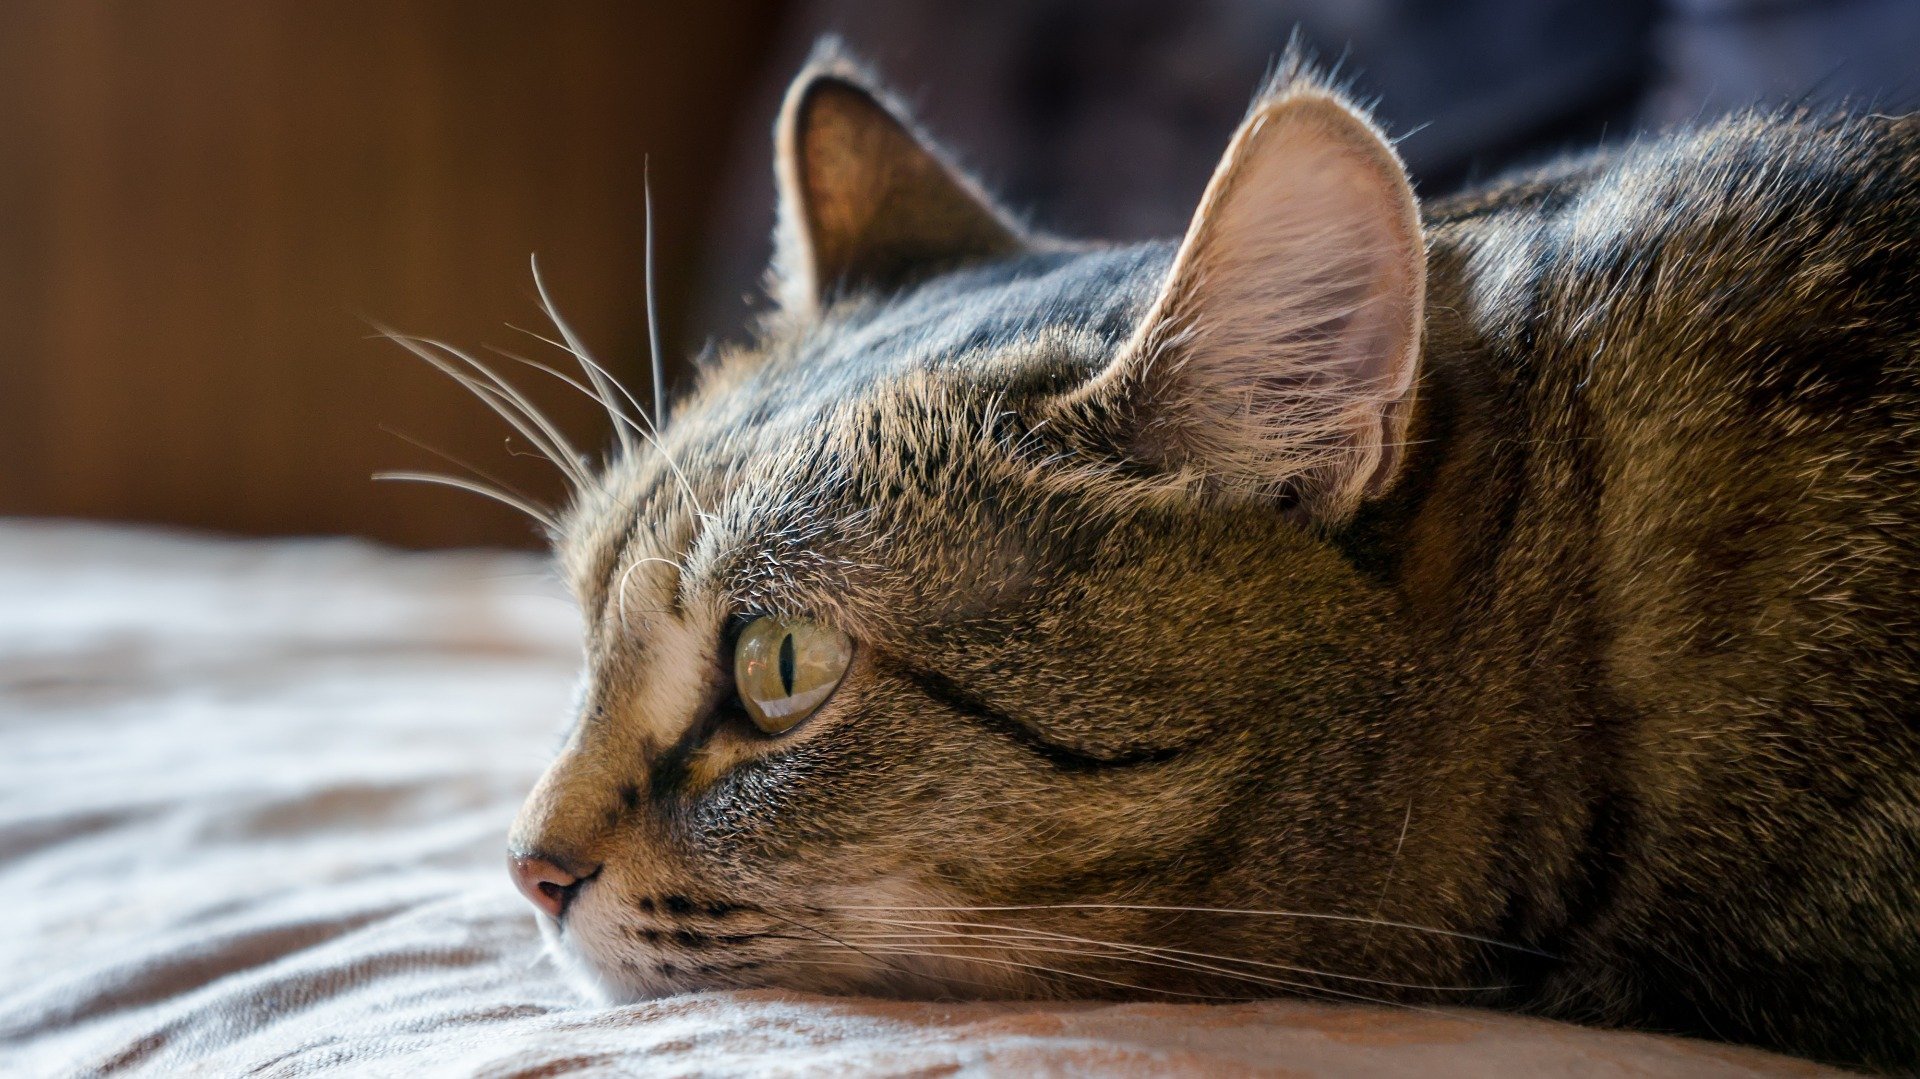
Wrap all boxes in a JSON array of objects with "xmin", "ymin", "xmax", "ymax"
[
  {"xmin": 1062, "ymin": 68, "xmax": 1424, "ymax": 522},
  {"xmin": 770, "ymin": 41, "xmax": 1028, "ymax": 315}
]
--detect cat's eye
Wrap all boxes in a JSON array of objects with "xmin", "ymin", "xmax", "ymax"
[{"xmin": 732, "ymin": 616, "xmax": 853, "ymax": 735}]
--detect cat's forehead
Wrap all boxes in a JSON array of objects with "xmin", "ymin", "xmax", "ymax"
[
  {"xmin": 702, "ymin": 243, "xmax": 1169, "ymax": 513},
  {"xmin": 783, "ymin": 242, "xmax": 1170, "ymax": 389},
  {"xmin": 559, "ymin": 243, "xmax": 1170, "ymax": 613}
]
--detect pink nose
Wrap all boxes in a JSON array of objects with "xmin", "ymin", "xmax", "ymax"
[{"xmin": 509, "ymin": 853, "xmax": 596, "ymax": 919}]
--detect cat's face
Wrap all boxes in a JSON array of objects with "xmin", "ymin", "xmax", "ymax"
[{"xmin": 510, "ymin": 44, "xmax": 1458, "ymax": 1003}]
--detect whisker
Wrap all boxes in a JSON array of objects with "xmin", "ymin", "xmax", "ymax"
[
  {"xmin": 839, "ymin": 937, "xmax": 1357, "ymax": 1003},
  {"xmin": 504, "ymin": 323, "xmax": 649, "ymax": 432},
  {"xmin": 486, "ymin": 343, "xmax": 707, "ymax": 519},
  {"xmin": 613, "ymin": 554, "xmax": 687, "ymax": 635},
  {"xmin": 752, "ymin": 907, "xmax": 981, "ymax": 1001},
  {"xmin": 834, "ymin": 917, "xmax": 1494, "ymax": 1006},
  {"xmin": 808, "ymin": 943, "xmax": 1256, "ymax": 1003},
  {"xmin": 488, "ymin": 347, "xmax": 633, "ymax": 437},
  {"xmin": 372, "ymin": 471, "xmax": 557, "ymax": 530},
  {"xmin": 529, "ymin": 253, "xmax": 638, "ymax": 460},
  {"xmin": 377, "ymin": 329, "xmax": 596, "ymax": 494},
  {"xmin": 521, "ymin": 946, "xmax": 555, "ymax": 974},
  {"xmin": 835, "ymin": 923, "xmax": 1506, "ymax": 994},
  {"xmin": 1362, "ymin": 796, "xmax": 1417, "ymax": 958},
  {"xmin": 643, "ymin": 160, "xmax": 666, "ymax": 430},
  {"xmin": 499, "ymin": 348, "xmax": 707, "ymax": 527},
  {"xmin": 377, "ymin": 423, "xmax": 546, "ymax": 513},
  {"xmin": 410, "ymin": 336, "xmax": 596, "ymax": 490},
  {"xmin": 517, "ymin": 263, "xmax": 709, "ymax": 519},
  {"xmin": 830, "ymin": 903, "xmax": 1552, "ymax": 958}
]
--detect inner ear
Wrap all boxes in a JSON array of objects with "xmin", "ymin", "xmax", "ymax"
[
  {"xmin": 1056, "ymin": 75, "xmax": 1425, "ymax": 522},
  {"xmin": 772, "ymin": 51, "xmax": 1027, "ymax": 314}
]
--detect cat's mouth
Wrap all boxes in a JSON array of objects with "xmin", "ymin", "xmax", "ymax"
[
  {"xmin": 536, "ymin": 877, "xmax": 1028, "ymax": 1001},
  {"xmin": 539, "ymin": 918, "xmax": 781, "ymax": 999},
  {"xmin": 532, "ymin": 885, "xmax": 771, "ymax": 998},
  {"xmin": 541, "ymin": 906, "xmax": 966, "ymax": 1001}
]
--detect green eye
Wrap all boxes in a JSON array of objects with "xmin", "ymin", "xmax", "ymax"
[{"xmin": 732, "ymin": 616, "xmax": 853, "ymax": 735}]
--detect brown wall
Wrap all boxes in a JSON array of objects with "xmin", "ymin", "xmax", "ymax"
[{"xmin": 0, "ymin": 1, "xmax": 784, "ymax": 548}]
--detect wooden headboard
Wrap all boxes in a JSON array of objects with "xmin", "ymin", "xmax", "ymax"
[{"xmin": 0, "ymin": 1, "xmax": 786, "ymax": 547}]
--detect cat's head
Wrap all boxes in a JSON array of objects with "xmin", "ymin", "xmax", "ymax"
[{"xmin": 509, "ymin": 41, "xmax": 1448, "ymax": 1003}]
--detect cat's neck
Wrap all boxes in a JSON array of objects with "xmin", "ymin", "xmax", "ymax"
[{"xmin": 1341, "ymin": 226, "xmax": 1555, "ymax": 634}]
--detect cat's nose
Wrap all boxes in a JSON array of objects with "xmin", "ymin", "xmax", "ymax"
[{"xmin": 509, "ymin": 851, "xmax": 599, "ymax": 919}]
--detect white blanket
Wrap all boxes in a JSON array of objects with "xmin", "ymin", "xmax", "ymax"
[{"xmin": 0, "ymin": 522, "xmax": 1832, "ymax": 1076}]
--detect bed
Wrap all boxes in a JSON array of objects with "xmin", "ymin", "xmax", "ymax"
[{"xmin": 0, "ymin": 521, "xmax": 1834, "ymax": 1076}]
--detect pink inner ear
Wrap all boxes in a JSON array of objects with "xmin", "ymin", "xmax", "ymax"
[
  {"xmin": 1133, "ymin": 93, "xmax": 1423, "ymax": 516},
  {"xmin": 1193, "ymin": 120, "xmax": 1415, "ymax": 393}
]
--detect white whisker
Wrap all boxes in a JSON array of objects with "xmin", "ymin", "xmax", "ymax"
[
  {"xmin": 839, "ymin": 936, "xmax": 1369, "ymax": 1002},
  {"xmin": 487, "ymin": 343, "xmax": 707, "ymax": 519},
  {"xmin": 1362, "ymin": 796, "xmax": 1417, "ymax": 957},
  {"xmin": 613, "ymin": 555, "xmax": 687, "ymax": 635},
  {"xmin": 372, "ymin": 471, "xmax": 557, "ymax": 529},
  {"xmin": 810, "ymin": 942, "xmax": 1252, "ymax": 1002},
  {"xmin": 750, "ymin": 906, "xmax": 1012, "ymax": 1001},
  {"xmin": 510, "ymin": 271, "xmax": 710, "ymax": 519},
  {"xmin": 847, "ymin": 927, "xmax": 1508, "ymax": 994},
  {"xmin": 377, "ymin": 329, "xmax": 596, "ymax": 494},
  {"xmin": 412, "ymin": 335, "xmax": 596, "ymax": 489},
  {"xmin": 530, "ymin": 253, "xmax": 638, "ymax": 460},
  {"xmin": 488, "ymin": 347, "xmax": 632, "ymax": 435},
  {"xmin": 487, "ymin": 346, "xmax": 664, "ymax": 460},
  {"xmin": 505, "ymin": 323, "xmax": 650, "ymax": 433},
  {"xmin": 643, "ymin": 160, "xmax": 667, "ymax": 429},
  {"xmin": 378, "ymin": 423, "xmax": 546, "ymax": 515},
  {"xmin": 828, "ymin": 903, "xmax": 1550, "ymax": 957},
  {"xmin": 834, "ymin": 915, "xmax": 1501, "ymax": 996}
]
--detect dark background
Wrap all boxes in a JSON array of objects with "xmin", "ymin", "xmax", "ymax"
[{"xmin": 3, "ymin": 0, "xmax": 1913, "ymax": 547}]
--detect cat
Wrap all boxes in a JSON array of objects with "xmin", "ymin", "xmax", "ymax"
[{"xmin": 473, "ymin": 40, "xmax": 1919, "ymax": 1073}]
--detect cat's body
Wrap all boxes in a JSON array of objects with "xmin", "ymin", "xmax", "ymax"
[
  {"xmin": 1384, "ymin": 115, "xmax": 1920, "ymax": 1066},
  {"xmin": 493, "ymin": 46, "xmax": 1920, "ymax": 1072}
]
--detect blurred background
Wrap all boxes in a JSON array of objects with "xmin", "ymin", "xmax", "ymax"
[{"xmin": 2, "ymin": 0, "xmax": 1913, "ymax": 548}]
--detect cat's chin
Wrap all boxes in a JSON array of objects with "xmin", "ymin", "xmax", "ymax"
[
  {"xmin": 539, "ymin": 930, "xmax": 836, "ymax": 1002},
  {"xmin": 535, "ymin": 913, "xmax": 692, "ymax": 1002},
  {"xmin": 534, "ymin": 904, "xmax": 831, "ymax": 1002}
]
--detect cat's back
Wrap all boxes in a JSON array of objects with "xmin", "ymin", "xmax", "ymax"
[
  {"xmin": 1426, "ymin": 108, "xmax": 1920, "ymax": 712},
  {"xmin": 1430, "ymin": 110, "xmax": 1920, "ymax": 412},
  {"xmin": 1420, "ymin": 110, "xmax": 1920, "ymax": 633}
]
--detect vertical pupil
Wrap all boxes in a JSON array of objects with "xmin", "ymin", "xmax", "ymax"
[{"xmin": 778, "ymin": 631, "xmax": 796, "ymax": 697}]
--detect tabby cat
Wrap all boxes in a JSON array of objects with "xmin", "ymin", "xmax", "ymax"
[{"xmin": 489, "ymin": 42, "xmax": 1919, "ymax": 1072}]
